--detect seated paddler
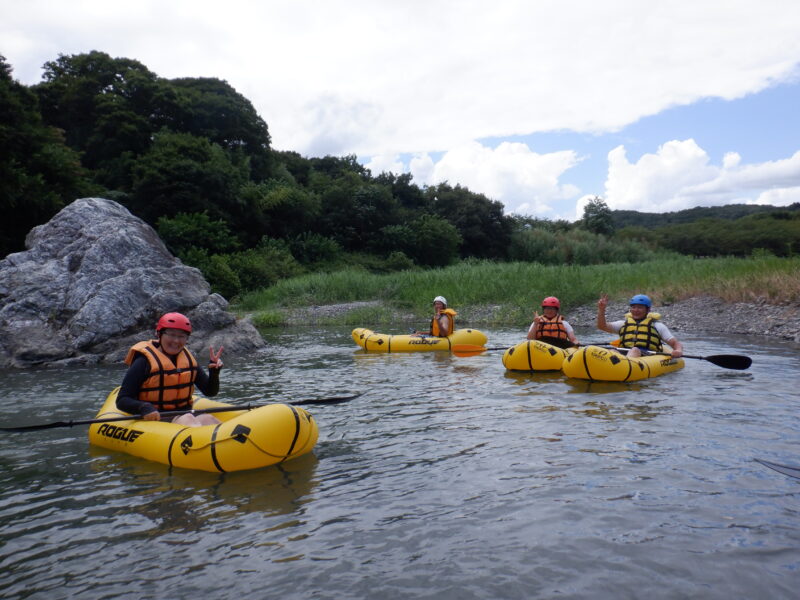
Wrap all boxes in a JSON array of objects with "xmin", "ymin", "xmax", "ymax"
[
  {"xmin": 412, "ymin": 296, "xmax": 456, "ymax": 337},
  {"xmin": 116, "ymin": 312, "xmax": 225, "ymax": 427},
  {"xmin": 526, "ymin": 295, "xmax": 579, "ymax": 349},
  {"xmin": 596, "ymin": 293, "xmax": 684, "ymax": 359}
]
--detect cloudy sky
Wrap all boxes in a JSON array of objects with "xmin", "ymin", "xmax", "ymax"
[{"xmin": 3, "ymin": 0, "xmax": 800, "ymax": 220}]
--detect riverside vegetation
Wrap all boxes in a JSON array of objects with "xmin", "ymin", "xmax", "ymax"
[
  {"xmin": 236, "ymin": 255, "xmax": 800, "ymax": 331},
  {"xmin": 4, "ymin": 51, "xmax": 800, "ymax": 303}
]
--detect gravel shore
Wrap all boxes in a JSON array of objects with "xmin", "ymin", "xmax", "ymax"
[{"xmin": 283, "ymin": 297, "xmax": 800, "ymax": 342}]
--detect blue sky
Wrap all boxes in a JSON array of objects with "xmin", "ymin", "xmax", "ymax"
[
  {"xmin": 483, "ymin": 81, "xmax": 800, "ymax": 217},
  {"xmin": 3, "ymin": 0, "xmax": 800, "ymax": 220}
]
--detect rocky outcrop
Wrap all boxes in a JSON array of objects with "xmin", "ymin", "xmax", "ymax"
[{"xmin": 0, "ymin": 198, "xmax": 264, "ymax": 368}]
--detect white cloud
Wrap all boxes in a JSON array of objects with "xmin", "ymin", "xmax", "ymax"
[
  {"xmin": 364, "ymin": 154, "xmax": 405, "ymax": 177},
  {"xmin": 605, "ymin": 140, "xmax": 718, "ymax": 210},
  {"xmin": 371, "ymin": 141, "xmax": 582, "ymax": 217},
  {"xmin": 3, "ymin": 0, "xmax": 800, "ymax": 158},
  {"xmin": 603, "ymin": 142, "xmax": 800, "ymax": 211},
  {"xmin": 754, "ymin": 186, "xmax": 800, "ymax": 205},
  {"xmin": 409, "ymin": 154, "xmax": 436, "ymax": 185},
  {"xmin": 3, "ymin": 1, "xmax": 800, "ymax": 220},
  {"xmin": 431, "ymin": 142, "xmax": 582, "ymax": 216}
]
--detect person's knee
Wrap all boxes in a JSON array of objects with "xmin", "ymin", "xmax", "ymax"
[
  {"xmin": 197, "ymin": 414, "xmax": 221, "ymax": 426},
  {"xmin": 172, "ymin": 413, "xmax": 197, "ymax": 426}
]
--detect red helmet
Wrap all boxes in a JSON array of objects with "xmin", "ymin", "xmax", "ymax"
[
  {"xmin": 541, "ymin": 296, "xmax": 560, "ymax": 309},
  {"xmin": 156, "ymin": 312, "xmax": 192, "ymax": 334}
]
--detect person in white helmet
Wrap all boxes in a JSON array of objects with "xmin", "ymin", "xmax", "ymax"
[{"xmin": 412, "ymin": 296, "xmax": 457, "ymax": 337}]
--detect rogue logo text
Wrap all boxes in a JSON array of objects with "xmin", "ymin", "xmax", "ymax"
[{"xmin": 96, "ymin": 423, "xmax": 144, "ymax": 442}]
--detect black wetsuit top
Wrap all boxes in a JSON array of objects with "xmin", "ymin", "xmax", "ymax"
[{"xmin": 116, "ymin": 354, "xmax": 220, "ymax": 416}]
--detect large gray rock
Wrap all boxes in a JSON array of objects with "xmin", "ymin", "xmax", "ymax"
[{"xmin": 0, "ymin": 197, "xmax": 265, "ymax": 368}]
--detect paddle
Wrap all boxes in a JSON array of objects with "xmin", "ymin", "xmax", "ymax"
[
  {"xmin": 640, "ymin": 351, "xmax": 752, "ymax": 370},
  {"xmin": 754, "ymin": 458, "xmax": 800, "ymax": 480},
  {"xmin": 453, "ymin": 343, "xmax": 751, "ymax": 369},
  {"xmin": 451, "ymin": 341, "xmax": 618, "ymax": 357},
  {"xmin": 0, "ymin": 393, "xmax": 363, "ymax": 432},
  {"xmin": 451, "ymin": 344, "xmax": 509, "ymax": 356}
]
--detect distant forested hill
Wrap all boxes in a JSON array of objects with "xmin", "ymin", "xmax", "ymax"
[{"xmin": 611, "ymin": 203, "xmax": 800, "ymax": 229}]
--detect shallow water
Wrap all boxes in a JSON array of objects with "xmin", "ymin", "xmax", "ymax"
[{"xmin": 1, "ymin": 327, "xmax": 798, "ymax": 599}]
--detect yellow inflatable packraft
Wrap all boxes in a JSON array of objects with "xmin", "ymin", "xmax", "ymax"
[
  {"xmin": 88, "ymin": 388, "xmax": 319, "ymax": 472},
  {"xmin": 561, "ymin": 345, "xmax": 684, "ymax": 382},
  {"xmin": 351, "ymin": 327, "xmax": 488, "ymax": 352},
  {"xmin": 502, "ymin": 340, "xmax": 577, "ymax": 371}
]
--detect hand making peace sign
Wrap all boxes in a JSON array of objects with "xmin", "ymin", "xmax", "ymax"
[{"xmin": 209, "ymin": 345, "xmax": 224, "ymax": 369}]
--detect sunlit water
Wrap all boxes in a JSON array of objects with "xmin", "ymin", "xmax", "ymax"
[{"xmin": 1, "ymin": 327, "xmax": 798, "ymax": 599}]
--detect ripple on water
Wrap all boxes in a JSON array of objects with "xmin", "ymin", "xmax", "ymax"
[{"xmin": 0, "ymin": 327, "xmax": 798, "ymax": 599}]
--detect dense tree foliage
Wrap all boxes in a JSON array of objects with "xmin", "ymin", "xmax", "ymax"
[
  {"xmin": 2, "ymin": 51, "xmax": 797, "ymax": 299},
  {"xmin": 653, "ymin": 212, "xmax": 800, "ymax": 257},
  {"xmin": 0, "ymin": 56, "xmax": 94, "ymax": 256},
  {"xmin": 33, "ymin": 51, "xmax": 272, "ymax": 190},
  {"xmin": 611, "ymin": 202, "xmax": 800, "ymax": 229},
  {"xmin": 428, "ymin": 183, "xmax": 512, "ymax": 259}
]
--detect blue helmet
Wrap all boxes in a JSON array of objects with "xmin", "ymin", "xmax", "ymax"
[{"xmin": 629, "ymin": 294, "xmax": 652, "ymax": 308}]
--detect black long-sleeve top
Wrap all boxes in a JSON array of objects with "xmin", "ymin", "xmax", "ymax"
[{"xmin": 116, "ymin": 353, "xmax": 220, "ymax": 416}]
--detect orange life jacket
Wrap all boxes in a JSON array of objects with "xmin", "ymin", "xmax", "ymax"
[
  {"xmin": 430, "ymin": 308, "xmax": 457, "ymax": 337},
  {"xmin": 536, "ymin": 314, "xmax": 569, "ymax": 341},
  {"xmin": 124, "ymin": 340, "xmax": 199, "ymax": 411}
]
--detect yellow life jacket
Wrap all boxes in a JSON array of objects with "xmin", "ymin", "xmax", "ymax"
[
  {"xmin": 124, "ymin": 340, "xmax": 199, "ymax": 411},
  {"xmin": 430, "ymin": 308, "xmax": 457, "ymax": 337},
  {"xmin": 536, "ymin": 314, "xmax": 569, "ymax": 341},
  {"xmin": 618, "ymin": 312, "xmax": 663, "ymax": 352}
]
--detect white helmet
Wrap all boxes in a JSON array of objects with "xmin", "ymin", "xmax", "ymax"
[{"xmin": 433, "ymin": 295, "xmax": 447, "ymax": 307}]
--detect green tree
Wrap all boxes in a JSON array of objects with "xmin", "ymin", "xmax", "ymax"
[
  {"xmin": 375, "ymin": 172, "xmax": 429, "ymax": 212},
  {"xmin": 0, "ymin": 56, "xmax": 93, "ymax": 256},
  {"xmin": 580, "ymin": 196, "xmax": 614, "ymax": 235},
  {"xmin": 128, "ymin": 131, "xmax": 247, "ymax": 228},
  {"xmin": 427, "ymin": 183, "xmax": 513, "ymax": 259},
  {"xmin": 156, "ymin": 211, "xmax": 241, "ymax": 258},
  {"xmin": 274, "ymin": 150, "xmax": 311, "ymax": 186},
  {"xmin": 313, "ymin": 171, "xmax": 399, "ymax": 250},
  {"xmin": 34, "ymin": 51, "xmax": 164, "ymax": 185},
  {"xmin": 309, "ymin": 154, "xmax": 369, "ymax": 179},
  {"xmin": 375, "ymin": 215, "xmax": 461, "ymax": 266},
  {"xmin": 238, "ymin": 181, "xmax": 321, "ymax": 241},
  {"xmin": 167, "ymin": 77, "xmax": 272, "ymax": 180},
  {"xmin": 33, "ymin": 52, "xmax": 274, "ymax": 190}
]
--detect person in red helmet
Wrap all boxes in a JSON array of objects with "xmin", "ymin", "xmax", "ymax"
[
  {"xmin": 526, "ymin": 296, "xmax": 579, "ymax": 349},
  {"xmin": 116, "ymin": 312, "xmax": 225, "ymax": 427}
]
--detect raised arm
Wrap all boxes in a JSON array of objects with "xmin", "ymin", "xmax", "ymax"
[{"xmin": 596, "ymin": 294, "xmax": 614, "ymax": 334}]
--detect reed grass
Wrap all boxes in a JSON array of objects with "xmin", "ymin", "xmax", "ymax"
[{"xmin": 235, "ymin": 256, "xmax": 800, "ymax": 326}]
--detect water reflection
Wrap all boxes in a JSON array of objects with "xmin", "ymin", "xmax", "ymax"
[
  {"xmin": 571, "ymin": 399, "xmax": 665, "ymax": 421},
  {"xmin": 87, "ymin": 447, "xmax": 320, "ymax": 523},
  {"xmin": 563, "ymin": 379, "xmax": 646, "ymax": 394}
]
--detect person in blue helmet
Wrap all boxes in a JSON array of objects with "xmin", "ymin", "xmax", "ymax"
[{"xmin": 596, "ymin": 293, "xmax": 683, "ymax": 359}]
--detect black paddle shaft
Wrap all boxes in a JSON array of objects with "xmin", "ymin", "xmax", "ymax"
[{"xmin": 0, "ymin": 393, "xmax": 363, "ymax": 432}]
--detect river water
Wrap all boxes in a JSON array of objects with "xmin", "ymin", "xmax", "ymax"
[{"xmin": 1, "ymin": 327, "xmax": 798, "ymax": 599}]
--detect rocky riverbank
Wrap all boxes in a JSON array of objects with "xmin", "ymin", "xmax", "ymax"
[{"xmin": 281, "ymin": 297, "xmax": 800, "ymax": 342}]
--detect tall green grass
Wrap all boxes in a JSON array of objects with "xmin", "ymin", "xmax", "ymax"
[{"xmin": 235, "ymin": 256, "xmax": 800, "ymax": 324}]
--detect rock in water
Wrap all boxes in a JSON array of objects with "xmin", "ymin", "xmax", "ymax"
[{"xmin": 0, "ymin": 197, "xmax": 264, "ymax": 368}]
